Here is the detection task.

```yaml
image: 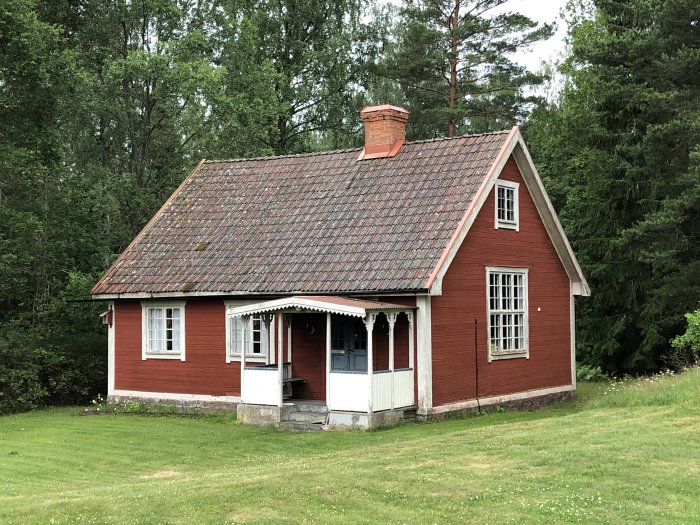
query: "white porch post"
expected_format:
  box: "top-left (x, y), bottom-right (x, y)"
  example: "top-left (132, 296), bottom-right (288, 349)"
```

top-left (278, 314), bottom-right (284, 407)
top-left (407, 311), bottom-right (414, 370)
top-left (326, 313), bottom-right (332, 408)
top-left (387, 312), bottom-right (397, 409)
top-left (278, 313), bottom-right (284, 364)
top-left (287, 315), bottom-right (292, 363)
top-left (365, 313), bottom-right (376, 414)
top-left (270, 315), bottom-right (276, 365)
top-left (240, 315), bottom-right (249, 400)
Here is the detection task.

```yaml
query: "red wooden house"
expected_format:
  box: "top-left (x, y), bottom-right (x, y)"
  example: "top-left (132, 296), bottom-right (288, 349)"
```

top-left (92, 105), bottom-right (589, 429)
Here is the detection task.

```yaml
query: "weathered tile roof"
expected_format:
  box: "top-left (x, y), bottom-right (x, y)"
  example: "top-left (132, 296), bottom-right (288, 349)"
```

top-left (92, 131), bottom-right (511, 295)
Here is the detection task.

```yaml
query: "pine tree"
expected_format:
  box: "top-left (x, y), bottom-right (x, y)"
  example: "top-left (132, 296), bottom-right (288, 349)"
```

top-left (526, 0), bottom-right (700, 373)
top-left (379, 0), bottom-right (552, 139)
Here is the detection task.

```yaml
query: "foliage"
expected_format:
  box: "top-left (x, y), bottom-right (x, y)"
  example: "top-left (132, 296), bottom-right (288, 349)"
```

top-left (575, 363), bottom-right (608, 382)
top-left (0, 330), bottom-right (105, 414)
top-left (669, 308), bottom-right (700, 368)
top-left (1, 368), bottom-right (700, 523)
top-left (377, 0), bottom-right (552, 138)
top-left (526, 0), bottom-right (700, 374)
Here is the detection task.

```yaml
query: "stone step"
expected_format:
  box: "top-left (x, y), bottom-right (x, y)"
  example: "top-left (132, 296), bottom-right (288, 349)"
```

top-left (284, 411), bottom-right (327, 424)
top-left (287, 402), bottom-right (328, 414)
top-left (278, 420), bottom-right (325, 432)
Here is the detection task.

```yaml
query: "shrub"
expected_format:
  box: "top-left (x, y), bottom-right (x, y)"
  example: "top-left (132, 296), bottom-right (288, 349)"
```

top-left (0, 330), bottom-right (106, 415)
top-left (668, 309), bottom-right (700, 370)
top-left (576, 363), bottom-right (608, 382)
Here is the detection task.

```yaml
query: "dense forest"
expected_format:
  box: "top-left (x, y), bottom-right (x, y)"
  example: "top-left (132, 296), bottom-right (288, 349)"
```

top-left (1, 0), bottom-right (698, 413)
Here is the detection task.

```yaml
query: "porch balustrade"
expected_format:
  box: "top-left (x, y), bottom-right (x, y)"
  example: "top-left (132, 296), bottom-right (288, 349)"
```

top-left (241, 366), bottom-right (280, 405)
top-left (231, 297), bottom-right (417, 414)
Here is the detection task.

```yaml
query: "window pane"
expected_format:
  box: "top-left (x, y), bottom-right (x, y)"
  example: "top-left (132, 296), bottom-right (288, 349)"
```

top-left (231, 317), bottom-right (242, 355)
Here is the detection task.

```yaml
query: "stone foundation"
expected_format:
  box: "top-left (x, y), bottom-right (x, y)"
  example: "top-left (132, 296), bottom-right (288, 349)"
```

top-left (424, 388), bottom-right (575, 422)
top-left (107, 393), bottom-right (237, 412)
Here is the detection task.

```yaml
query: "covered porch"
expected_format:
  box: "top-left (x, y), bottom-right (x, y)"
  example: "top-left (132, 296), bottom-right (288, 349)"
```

top-left (230, 296), bottom-right (416, 429)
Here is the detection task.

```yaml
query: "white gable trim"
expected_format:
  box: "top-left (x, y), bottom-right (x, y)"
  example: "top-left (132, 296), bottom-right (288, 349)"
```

top-left (427, 128), bottom-right (590, 297)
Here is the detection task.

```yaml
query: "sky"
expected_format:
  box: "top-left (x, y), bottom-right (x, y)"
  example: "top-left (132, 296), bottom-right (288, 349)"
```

top-left (492, 0), bottom-right (569, 71)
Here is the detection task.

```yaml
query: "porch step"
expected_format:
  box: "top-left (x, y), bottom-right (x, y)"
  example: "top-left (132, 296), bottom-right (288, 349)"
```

top-left (278, 420), bottom-right (325, 432)
top-left (287, 401), bottom-right (328, 414)
top-left (285, 411), bottom-right (327, 424)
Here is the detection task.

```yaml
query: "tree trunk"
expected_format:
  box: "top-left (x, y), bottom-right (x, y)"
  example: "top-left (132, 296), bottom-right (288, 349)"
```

top-left (448, 0), bottom-right (460, 137)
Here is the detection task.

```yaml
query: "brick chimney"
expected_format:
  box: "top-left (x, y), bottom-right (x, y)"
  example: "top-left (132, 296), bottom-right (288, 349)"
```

top-left (357, 104), bottom-right (409, 160)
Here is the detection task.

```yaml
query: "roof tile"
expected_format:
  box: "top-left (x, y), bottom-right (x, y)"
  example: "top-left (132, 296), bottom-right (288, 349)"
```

top-left (92, 131), bottom-right (511, 295)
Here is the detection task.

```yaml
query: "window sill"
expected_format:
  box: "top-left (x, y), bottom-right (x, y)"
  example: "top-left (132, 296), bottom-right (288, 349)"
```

top-left (227, 355), bottom-right (268, 364)
top-left (496, 221), bottom-right (518, 230)
top-left (489, 350), bottom-right (528, 361)
top-left (143, 352), bottom-right (185, 361)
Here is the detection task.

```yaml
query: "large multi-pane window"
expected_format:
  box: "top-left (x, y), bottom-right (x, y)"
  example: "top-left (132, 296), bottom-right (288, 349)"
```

top-left (487, 268), bottom-right (528, 360)
top-left (495, 180), bottom-right (519, 230)
top-left (141, 303), bottom-right (186, 360)
top-left (228, 315), bottom-right (270, 362)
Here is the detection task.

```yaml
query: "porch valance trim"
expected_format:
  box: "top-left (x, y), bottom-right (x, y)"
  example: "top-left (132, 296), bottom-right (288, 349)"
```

top-left (228, 295), bottom-right (412, 318)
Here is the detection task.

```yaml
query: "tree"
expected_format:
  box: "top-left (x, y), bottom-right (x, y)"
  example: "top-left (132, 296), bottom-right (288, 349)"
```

top-left (379, 0), bottom-right (553, 139)
top-left (525, 0), bottom-right (700, 373)
top-left (239, 0), bottom-right (379, 153)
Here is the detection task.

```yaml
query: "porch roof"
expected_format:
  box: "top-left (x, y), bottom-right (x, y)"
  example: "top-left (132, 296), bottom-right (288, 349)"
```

top-left (229, 295), bottom-right (413, 318)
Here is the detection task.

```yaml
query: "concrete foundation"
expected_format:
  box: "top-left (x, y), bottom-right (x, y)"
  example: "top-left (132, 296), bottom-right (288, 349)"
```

top-left (327, 407), bottom-right (409, 430)
top-left (236, 403), bottom-right (294, 426)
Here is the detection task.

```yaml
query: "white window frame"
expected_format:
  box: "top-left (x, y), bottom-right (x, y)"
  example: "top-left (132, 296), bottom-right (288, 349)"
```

top-left (486, 267), bottom-right (529, 361)
top-left (224, 303), bottom-right (271, 364)
top-left (494, 179), bottom-right (519, 231)
top-left (141, 301), bottom-right (186, 361)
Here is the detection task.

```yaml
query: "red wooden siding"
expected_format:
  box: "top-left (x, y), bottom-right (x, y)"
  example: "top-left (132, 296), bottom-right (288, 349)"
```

top-left (114, 298), bottom-right (239, 396)
top-left (431, 156), bottom-right (572, 407)
top-left (114, 296), bottom-right (416, 401)
top-left (287, 313), bottom-right (326, 401)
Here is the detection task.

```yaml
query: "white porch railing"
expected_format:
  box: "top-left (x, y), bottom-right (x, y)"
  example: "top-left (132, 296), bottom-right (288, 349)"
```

top-left (241, 366), bottom-right (280, 405)
top-left (329, 369), bottom-right (414, 413)
top-left (329, 372), bottom-right (370, 412)
top-left (391, 369), bottom-right (414, 408)
top-left (372, 369), bottom-right (414, 411)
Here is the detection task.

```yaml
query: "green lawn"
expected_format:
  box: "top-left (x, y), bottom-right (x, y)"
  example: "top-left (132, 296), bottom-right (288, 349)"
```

top-left (1, 370), bottom-right (699, 524)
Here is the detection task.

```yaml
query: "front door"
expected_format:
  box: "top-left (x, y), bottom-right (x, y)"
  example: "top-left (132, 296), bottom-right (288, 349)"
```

top-left (330, 316), bottom-right (367, 372)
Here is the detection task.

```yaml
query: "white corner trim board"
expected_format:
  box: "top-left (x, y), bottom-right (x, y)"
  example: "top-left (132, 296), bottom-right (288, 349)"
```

top-left (416, 295), bottom-right (433, 415)
top-left (107, 301), bottom-right (115, 393)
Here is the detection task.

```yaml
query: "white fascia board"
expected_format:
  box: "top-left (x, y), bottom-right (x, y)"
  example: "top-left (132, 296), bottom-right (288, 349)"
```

top-left (427, 127), bottom-right (520, 296)
top-left (510, 139), bottom-right (590, 296)
top-left (92, 290), bottom-right (251, 300)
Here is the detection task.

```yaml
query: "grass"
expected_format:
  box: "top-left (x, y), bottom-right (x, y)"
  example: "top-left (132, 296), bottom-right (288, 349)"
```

top-left (1, 369), bottom-right (699, 524)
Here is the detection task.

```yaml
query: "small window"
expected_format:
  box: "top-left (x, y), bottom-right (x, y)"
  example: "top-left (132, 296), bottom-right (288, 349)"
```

top-left (494, 180), bottom-right (519, 230)
top-left (141, 302), bottom-right (186, 361)
top-left (227, 315), bottom-right (270, 363)
top-left (487, 268), bottom-right (528, 360)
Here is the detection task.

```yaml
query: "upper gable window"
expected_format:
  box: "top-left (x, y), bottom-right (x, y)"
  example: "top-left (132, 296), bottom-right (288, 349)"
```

top-left (495, 180), bottom-right (519, 231)
top-left (141, 302), bottom-right (186, 361)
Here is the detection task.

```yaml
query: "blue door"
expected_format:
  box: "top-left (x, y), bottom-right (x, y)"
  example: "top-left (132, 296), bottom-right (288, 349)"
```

top-left (331, 316), bottom-right (367, 372)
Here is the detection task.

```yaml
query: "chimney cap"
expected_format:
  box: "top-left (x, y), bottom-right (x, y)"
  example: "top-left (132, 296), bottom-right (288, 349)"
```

top-left (360, 104), bottom-right (409, 116)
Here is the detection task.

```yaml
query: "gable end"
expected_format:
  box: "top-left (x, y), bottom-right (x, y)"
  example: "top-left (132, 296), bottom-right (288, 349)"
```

top-left (427, 130), bottom-right (589, 297)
